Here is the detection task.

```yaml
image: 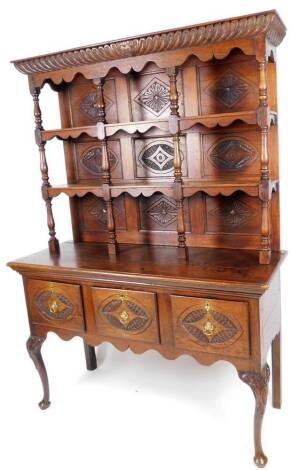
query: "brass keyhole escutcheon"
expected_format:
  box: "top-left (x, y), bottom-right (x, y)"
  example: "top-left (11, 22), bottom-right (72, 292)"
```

top-left (119, 290), bottom-right (127, 303)
top-left (119, 310), bottom-right (130, 326)
top-left (202, 320), bottom-right (215, 337)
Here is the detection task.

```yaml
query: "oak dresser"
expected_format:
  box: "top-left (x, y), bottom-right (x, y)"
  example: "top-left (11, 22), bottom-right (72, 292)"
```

top-left (8, 10), bottom-right (286, 468)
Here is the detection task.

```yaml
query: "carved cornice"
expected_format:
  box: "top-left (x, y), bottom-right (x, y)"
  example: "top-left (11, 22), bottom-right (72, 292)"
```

top-left (12, 10), bottom-right (285, 75)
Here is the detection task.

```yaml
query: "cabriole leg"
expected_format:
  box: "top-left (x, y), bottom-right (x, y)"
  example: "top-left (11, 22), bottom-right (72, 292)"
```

top-left (272, 333), bottom-right (281, 409)
top-left (26, 335), bottom-right (50, 410)
top-left (84, 342), bottom-right (97, 371)
top-left (238, 364), bottom-right (270, 468)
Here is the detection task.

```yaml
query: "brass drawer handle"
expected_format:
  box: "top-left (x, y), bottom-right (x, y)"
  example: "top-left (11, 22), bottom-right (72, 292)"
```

top-left (202, 301), bottom-right (215, 336)
top-left (118, 310), bottom-right (130, 326)
top-left (49, 300), bottom-right (59, 314)
top-left (48, 287), bottom-right (60, 315)
top-left (202, 320), bottom-right (216, 337)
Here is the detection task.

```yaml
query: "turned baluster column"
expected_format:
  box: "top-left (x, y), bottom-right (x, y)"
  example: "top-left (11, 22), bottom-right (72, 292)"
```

top-left (97, 114), bottom-right (118, 255)
top-left (93, 78), bottom-right (106, 123)
top-left (257, 59), bottom-right (271, 265)
top-left (167, 67), bottom-right (186, 254)
top-left (31, 88), bottom-right (60, 256)
top-left (93, 78), bottom-right (118, 255)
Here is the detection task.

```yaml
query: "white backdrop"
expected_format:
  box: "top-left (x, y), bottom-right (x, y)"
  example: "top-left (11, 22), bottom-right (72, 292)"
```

top-left (1, 1), bottom-right (296, 469)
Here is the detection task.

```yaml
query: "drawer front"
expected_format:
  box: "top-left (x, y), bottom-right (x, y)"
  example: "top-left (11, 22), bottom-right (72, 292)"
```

top-left (26, 279), bottom-right (84, 331)
top-left (91, 288), bottom-right (160, 344)
top-left (171, 295), bottom-right (250, 358)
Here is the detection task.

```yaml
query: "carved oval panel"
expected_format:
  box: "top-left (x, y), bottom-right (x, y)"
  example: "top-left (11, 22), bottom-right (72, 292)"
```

top-left (180, 306), bottom-right (242, 347)
top-left (139, 140), bottom-right (184, 174)
top-left (80, 146), bottom-right (118, 175)
top-left (207, 138), bottom-right (257, 170)
top-left (139, 141), bottom-right (174, 173)
top-left (34, 290), bottom-right (74, 321)
top-left (101, 297), bottom-right (151, 334)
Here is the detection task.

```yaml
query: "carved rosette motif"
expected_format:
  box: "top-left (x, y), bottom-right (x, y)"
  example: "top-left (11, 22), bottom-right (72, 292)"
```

top-left (34, 289), bottom-right (74, 321)
top-left (145, 196), bottom-right (177, 227)
top-left (134, 78), bottom-right (170, 116)
top-left (206, 71), bottom-right (250, 108)
top-left (207, 138), bottom-right (257, 170)
top-left (180, 304), bottom-right (242, 346)
top-left (208, 198), bottom-right (257, 227)
top-left (80, 92), bottom-right (113, 121)
top-left (100, 295), bottom-right (151, 333)
top-left (14, 12), bottom-right (285, 74)
top-left (80, 146), bottom-right (118, 175)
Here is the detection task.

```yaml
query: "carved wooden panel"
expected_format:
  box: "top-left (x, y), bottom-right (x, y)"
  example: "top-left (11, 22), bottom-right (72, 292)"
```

top-left (198, 54), bottom-right (259, 115)
top-left (139, 195), bottom-right (191, 232)
top-left (35, 290), bottom-right (73, 321)
top-left (205, 194), bottom-right (261, 234)
top-left (134, 136), bottom-right (188, 178)
top-left (75, 139), bottom-right (122, 180)
top-left (67, 75), bottom-right (118, 126)
top-left (171, 295), bottom-right (250, 358)
top-left (25, 279), bottom-right (84, 331)
top-left (130, 63), bottom-right (184, 121)
top-left (201, 127), bottom-right (261, 178)
top-left (92, 288), bottom-right (160, 343)
top-left (78, 194), bottom-right (127, 234)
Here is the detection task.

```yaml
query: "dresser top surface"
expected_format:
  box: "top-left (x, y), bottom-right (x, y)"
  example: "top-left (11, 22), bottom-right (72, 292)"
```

top-left (8, 242), bottom-right (286, 295)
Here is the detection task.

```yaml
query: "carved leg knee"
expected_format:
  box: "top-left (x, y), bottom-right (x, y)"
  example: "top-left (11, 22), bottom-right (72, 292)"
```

top-left (238, 364), bottom-right (270, 468)
top-left (26, 335), bottom-right (50, 410)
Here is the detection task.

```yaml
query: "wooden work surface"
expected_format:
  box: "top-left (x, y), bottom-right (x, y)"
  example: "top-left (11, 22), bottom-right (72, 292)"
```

top-left (8, 241), bottom-right (286, 294)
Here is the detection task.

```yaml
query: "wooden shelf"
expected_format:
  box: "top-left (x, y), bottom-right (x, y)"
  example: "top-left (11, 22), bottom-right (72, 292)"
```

top-left (42, 125), bottom-right (97, 142)
top-left (41, 111), bottom-right (277, 142)
top-left (47, 179), bottom-right (278, 199)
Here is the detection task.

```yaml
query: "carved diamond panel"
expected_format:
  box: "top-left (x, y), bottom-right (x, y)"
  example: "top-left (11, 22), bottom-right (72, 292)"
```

top-left (181, 305), bottom-right (242, 346)
top-left (207, 138), bottom-right (257, 170)
top-left (80, 146), bottom-right (118, 175)
top-left (80, 92), bottom-right (113, 121)
top-left (145, 196), bottom-right (177, 227)
top-left (101, 296), bottom-right (151, 333)
top-left (34, 289), bottom-right (74, 321)
top-left (208, 199), bottom-right (257, 227)
top-left (134, 77), bottom-right (170, 116)
top-left (88, 198), bottom-right (119, 226)
top-left (206, 71), bottom-right (249, 108)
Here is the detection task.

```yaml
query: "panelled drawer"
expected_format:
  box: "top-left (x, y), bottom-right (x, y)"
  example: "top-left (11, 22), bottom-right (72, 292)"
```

top-left (26, 279), bottom-right (84, 331)
top-left (91, 288), bottom-right (160, 344)
top-left (171, 295), bottom-right (250, 358)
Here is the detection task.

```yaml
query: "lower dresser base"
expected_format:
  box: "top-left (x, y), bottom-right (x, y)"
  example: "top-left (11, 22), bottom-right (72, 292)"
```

top-left (8, 242), bottom-right (285, 468)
